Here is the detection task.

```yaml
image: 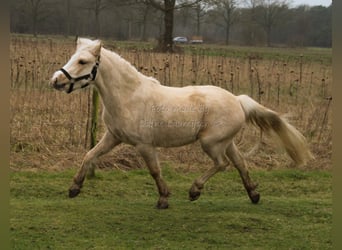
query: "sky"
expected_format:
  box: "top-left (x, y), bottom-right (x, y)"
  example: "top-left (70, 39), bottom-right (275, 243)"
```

top-left (291, 0), bottom-right (332, 7)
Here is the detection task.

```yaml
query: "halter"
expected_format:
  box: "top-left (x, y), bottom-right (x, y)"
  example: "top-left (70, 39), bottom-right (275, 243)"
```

top-left (59, 56), bottom-right (100, 94)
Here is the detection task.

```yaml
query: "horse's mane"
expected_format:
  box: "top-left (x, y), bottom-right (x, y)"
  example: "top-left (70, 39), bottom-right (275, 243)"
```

top-left (102, 46), bottom-right (161, 85)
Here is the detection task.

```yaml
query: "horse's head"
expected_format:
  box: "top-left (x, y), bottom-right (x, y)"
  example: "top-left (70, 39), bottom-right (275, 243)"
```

top-left (50, 38), bottom-right (102, 93)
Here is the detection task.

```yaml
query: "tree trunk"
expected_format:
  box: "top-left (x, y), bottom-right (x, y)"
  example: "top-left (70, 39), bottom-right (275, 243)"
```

top-left (95, 0), bottom-right (101, 38)
top-left (65, 0), bottom-right (71, 37)
top-left (141, 5), bottom-right (150, 41)
top-left (33, 16), bottom-right (37, 37)
top-left (162, 0), bottom-right (175, 52)
top-left (266, 25), bottom-right (271, 47)
top-left (196, 9), bottom-right (201, 35)
top-left (225, 22), bottom-right (230, 45)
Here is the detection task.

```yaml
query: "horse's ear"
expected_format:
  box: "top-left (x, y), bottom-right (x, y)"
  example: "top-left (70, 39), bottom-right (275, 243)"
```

top-left (91, 39), bottom-right (102, 57)
top-left (76, 37), bottom-right (86, 49)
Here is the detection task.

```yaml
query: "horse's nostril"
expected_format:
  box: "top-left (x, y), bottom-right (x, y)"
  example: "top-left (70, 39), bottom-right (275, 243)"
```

top-left (49, 78), bottom-right (57, 87)
top-left (52, 80), bottom-right (67, 90)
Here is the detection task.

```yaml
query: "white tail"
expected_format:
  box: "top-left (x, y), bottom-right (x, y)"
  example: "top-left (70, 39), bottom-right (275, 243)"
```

top-left (238, 95), bottom-right (314, 167)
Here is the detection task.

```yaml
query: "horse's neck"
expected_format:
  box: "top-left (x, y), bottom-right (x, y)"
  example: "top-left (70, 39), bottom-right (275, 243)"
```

top-left (94, 48), bottom-right (146, 112)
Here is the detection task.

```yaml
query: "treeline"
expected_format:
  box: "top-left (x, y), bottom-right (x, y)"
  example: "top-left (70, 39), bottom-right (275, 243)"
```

top-left (10, 0), bottom-right (331, 47)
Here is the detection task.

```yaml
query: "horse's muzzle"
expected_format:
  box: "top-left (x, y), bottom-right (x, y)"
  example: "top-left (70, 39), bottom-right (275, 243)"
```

top-left (50, 78), bottom-right (67, 91)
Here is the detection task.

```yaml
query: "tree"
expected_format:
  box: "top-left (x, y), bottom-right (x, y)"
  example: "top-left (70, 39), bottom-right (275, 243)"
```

top-left (255, 0), bottom-right (289, 46)
top-left (25, 0), bottom-right (50, 36)
top-left (213, 0), bottom-right (238, 45)
top-left (307, 5), bottom-right (332, 47)
top-left (284, 5), bottom-right (310, 47)
top-left (142, 0), bottom-right (202, 52)
top-left (193, 1), bottom-right (209, 36)
top-left (65, 0), bottom-right (72, 36)
top-left (80, 0), bottom-right (108, 37)
top-left (240, 0), bottom-right (263, 45)
top-left (139, 3), bottom-right (153, 41)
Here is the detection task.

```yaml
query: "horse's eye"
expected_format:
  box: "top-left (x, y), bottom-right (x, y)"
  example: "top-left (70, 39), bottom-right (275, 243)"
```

top-left (79, 60), bottom-right (87, 65)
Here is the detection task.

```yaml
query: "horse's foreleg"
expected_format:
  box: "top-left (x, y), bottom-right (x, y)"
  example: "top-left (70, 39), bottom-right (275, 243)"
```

top-left (226, 142), bottom-right (260, 204)
top-left (69, 131), bottom-right (120, 198)
top-left (137, 145), bottom-right (170, 209)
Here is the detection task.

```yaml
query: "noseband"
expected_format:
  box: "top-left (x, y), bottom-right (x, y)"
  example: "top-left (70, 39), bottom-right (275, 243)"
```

top-left (59, 56), bottom-right (100, 94)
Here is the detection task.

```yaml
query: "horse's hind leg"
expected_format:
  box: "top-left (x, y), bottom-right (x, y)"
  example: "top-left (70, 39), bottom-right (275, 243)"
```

top-left (69, 131), bottom-right (121, 198)
top-left (189, 141), bottom-right (230, 201)
top-left (226, 142), bottom-right (260, 204)
top-left (136, 145), bottom-right (170, 209)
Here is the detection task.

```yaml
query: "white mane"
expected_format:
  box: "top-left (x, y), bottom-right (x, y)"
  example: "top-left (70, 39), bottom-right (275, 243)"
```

top-left (102, 46), bottom-right (161, 85)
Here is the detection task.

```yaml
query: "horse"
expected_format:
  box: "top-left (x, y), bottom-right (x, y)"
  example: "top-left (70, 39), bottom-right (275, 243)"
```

top-left (49, 38), bottom-right (313, 209)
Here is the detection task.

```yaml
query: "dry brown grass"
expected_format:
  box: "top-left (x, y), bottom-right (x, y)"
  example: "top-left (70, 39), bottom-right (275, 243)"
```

top-left (10, 35), bottom-right (332, 172)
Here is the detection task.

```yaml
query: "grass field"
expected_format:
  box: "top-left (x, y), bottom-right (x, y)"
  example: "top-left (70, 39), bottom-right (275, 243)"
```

top-left (10, 166), bottom-right (331, 249)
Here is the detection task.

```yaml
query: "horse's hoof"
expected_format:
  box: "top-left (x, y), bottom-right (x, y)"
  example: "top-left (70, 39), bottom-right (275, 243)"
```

top-left (249, 191), bottom-right (260, 204)
top-left (156, 201), bottom-right (169, 209)
top-left (189, 191), bottom-right (201, 201)
top-left (69, 188), bottom-right (80, 198)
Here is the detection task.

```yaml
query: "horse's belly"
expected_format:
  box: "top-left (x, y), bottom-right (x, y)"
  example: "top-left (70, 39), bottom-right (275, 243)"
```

top-left (153, 135), bottom-right (198, 147)
top-left (150, 124), bottom-right (201, 147)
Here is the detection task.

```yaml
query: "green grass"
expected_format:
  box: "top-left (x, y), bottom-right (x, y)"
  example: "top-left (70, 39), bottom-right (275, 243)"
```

top-left (10, 167), bottom-right (331, 249)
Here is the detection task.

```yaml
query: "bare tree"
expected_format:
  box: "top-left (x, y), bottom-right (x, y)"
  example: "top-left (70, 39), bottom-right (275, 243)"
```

top-left (193, 0), bottom-right (210, 36)
top-left (94, 0), bottom-right (106, 37)
top-left (142, 0), bottom-right (202, 52)
top-left (139, 3), bottom-right (153, 41)
top-left (255, 0), bottom-right (289, 46)
top-left (241, 0), bottom-right (261, 45)
top-left (79, 0), bottom-right (113, 38)
top-left (213, 0), bottom-right (238, 45)
top-left (25, 0), bottom-right (50, 37)
top-left (65, 0), bottom-right (72, 36)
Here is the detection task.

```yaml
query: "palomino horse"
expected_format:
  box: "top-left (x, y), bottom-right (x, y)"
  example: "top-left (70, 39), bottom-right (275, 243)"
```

top-left (50, 38), bottom-right (313, 209)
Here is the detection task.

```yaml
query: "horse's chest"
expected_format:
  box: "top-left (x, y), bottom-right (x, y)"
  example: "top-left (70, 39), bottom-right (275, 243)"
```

top-left (102, 111), bottom-right (140, 144)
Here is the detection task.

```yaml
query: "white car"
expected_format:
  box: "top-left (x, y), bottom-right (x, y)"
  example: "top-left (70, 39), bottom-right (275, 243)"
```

top-left (173, 37), bottom-right (188, 43)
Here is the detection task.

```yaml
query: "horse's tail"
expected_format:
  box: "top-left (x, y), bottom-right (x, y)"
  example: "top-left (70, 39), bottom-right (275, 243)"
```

top-left (237, 94), bottom-right (314, 167)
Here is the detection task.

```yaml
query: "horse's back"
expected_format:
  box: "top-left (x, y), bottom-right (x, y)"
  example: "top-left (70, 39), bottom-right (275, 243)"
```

top-left (157, 84), bottom-right (244, 117)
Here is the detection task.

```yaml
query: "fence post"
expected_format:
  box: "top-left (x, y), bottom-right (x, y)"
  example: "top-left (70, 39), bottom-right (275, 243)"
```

top-left (90, 88), bottom-right (99, 148)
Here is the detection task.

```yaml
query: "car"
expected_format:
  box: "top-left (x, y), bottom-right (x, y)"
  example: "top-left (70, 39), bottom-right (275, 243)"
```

top-left (189, 36), bottom-right (204, 44)
top-left (189, 39), bottom-right (203, 44)
top-left (173, 37), bottom-right (188, 43)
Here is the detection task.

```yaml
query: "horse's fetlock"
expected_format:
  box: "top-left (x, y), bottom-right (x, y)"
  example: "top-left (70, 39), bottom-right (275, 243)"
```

top-left (194, 181), bottom-right (204, 190)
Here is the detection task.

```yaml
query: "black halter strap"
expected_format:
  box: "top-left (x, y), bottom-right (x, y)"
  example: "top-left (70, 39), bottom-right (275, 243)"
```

top-left (59, 57), bottom-right (100, 94)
